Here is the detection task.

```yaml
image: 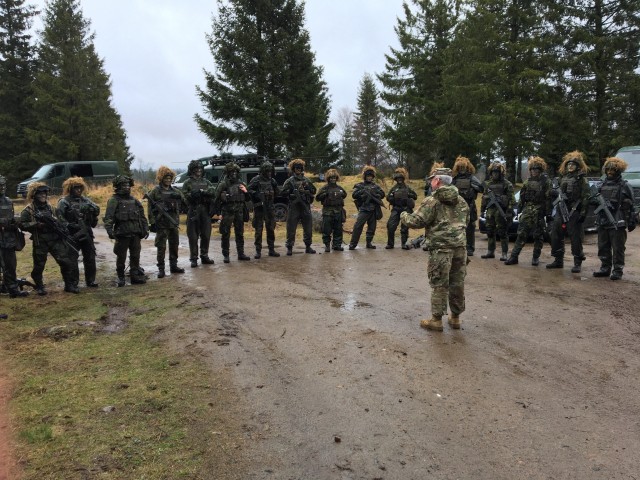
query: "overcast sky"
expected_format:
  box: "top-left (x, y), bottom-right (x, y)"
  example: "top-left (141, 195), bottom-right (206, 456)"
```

top-left (30, 0), bottom-right (405, 171)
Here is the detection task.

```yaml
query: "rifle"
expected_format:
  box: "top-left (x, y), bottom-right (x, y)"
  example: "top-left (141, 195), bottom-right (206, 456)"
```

top-left (592, 193), bottom-right (625, 230)
top-left (410, 234), bottom-right (426, 249)
top-left (360, 184), bottom-right (387, 209)
top-left (33, 210), bottom-right (79, 254)
top-left (290, 178), bottom-right (312, 213)
top-left (485, 188), bottom-right (508, 222)
top-left (551, 178), bottom-right (570, 225)
top-left (143, 191), bottom-right (180, 229)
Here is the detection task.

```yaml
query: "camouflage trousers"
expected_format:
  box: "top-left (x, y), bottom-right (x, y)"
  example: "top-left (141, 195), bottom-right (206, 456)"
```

top-left (549, 211), bottom-right (584, 261)
top-left (597, 227), bottom-right (627, 273)
top-left (187, 205), bottom-right (212, 261)
top-left (321, 210), bottom-right (343, 248)
top-left (1, 247), bottom-right (18, 290)
top-left (427, 247), bottom-right (467, 319)
top-left (285, 203), bottom-right (313, 248)
top-left (220, 204), bottom-right (246, 256)
top-left (113, 235), bottom-right (142, 278)
top-left (350, 209), bottom-right (377, 246)
top-left (253, 206), bottom-right (276, 251)
top-left (31, 236), bottom-right (79, 288)
top-left (155, 227), bottom-right (180, 268)
top-left (386, 208), bottom-right (409, 247)
top-left (484, 207), bottom-right (510, 254)
top-left (77, 236), bottom-right (97, 285)
top-left (510, 208), bottom-right (545, 258)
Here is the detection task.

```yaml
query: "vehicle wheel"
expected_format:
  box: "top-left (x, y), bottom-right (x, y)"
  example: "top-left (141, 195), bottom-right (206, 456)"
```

top-left (274, 203), bottom-right (288, 222)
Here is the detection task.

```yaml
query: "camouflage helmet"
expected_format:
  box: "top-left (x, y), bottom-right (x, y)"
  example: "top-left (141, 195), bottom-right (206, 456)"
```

top-left (325, 168), bottom-right (340, 181)
top-left (224, 162), bottom-right (240, 174)
top-left (112, 175), bottom-right (134, 189)
top-left (603, 157), bottom-right (627, 174)
top-left (559, 150), bottom-right (588, 175)
top-left (27, 181), bottom-right (50, 200)
top-left (62, 176), bottom-right (88, 195)
top-left (392, 167), bottom-right (409, 181)
top-left (156, 165), bottom-right (176, 183)
top-left (0, 175), bottom-right (6, 186)
top-left (361, 165), bottom-right (376, 179)
top-left (188, 160), bottom-right (203, 174)
top-left (452, 156), bottom-right (476, 176)
top-left (488, 162), bottom-right (506, 175)
top-left (288, 158), bottom-right (305, 172)
top-left (260, 161), bottom-right (274, 175)
top-left (528, 156), bottom-right (547, 172)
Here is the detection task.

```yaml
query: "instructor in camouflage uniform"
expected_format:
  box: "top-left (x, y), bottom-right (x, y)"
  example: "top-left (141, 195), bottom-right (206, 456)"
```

top-left (592, 157), bottom-right (637, 280)
top-left (504, 157), bottom-right (552, 267)
top-left (0, 175), bottom-right (28, 298)
top-left (57, 176), bottom-right (101, 287)
top-left (480, 162), bottom-right (515, 261)
top-left (215, 162), bottom-right (251, 263)
top-left (103, 176), bottom-right (148, 287)
top-left (451, 156), bottom-right (484, 256)
top-left (547, 151), bottom-right (590, 271)
top-left (281, 158), bottom-right (316, 255)
top-left (182, 160), bottom-right (216, 267)
top-left (349, 165), bottom-right (385, 250)
top-left (401, 167), bottom-right (469, 331)
top-left (386, 167), bottom-right (417, 250)
top-left (248, 161), bottom-right (281, 258)
top-left (315, 169), bottom-right (347, 252)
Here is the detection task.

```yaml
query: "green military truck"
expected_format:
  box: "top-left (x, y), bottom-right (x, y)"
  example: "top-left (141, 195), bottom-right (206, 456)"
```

top-left (16, 161), bottom-right (120, 197)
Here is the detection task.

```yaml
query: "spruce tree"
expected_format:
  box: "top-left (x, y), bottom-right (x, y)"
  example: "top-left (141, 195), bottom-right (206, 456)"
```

top-left (29, 0), bottom-right (132, 172)
top-left (353, 73), bottom-right (387, 167)
top-left (196, 0), bottom-right (338, 169)
top-left (0, 0), bottom-right (37, 190)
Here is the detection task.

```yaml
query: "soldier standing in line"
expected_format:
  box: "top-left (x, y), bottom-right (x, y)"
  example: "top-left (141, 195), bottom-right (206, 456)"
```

top-left (592, 157), bottom-right (637, 280)
top-left (20, 183), bottom-right (80, 294)
top-left (248, 161), bottom-right (281, 258)
top-left (281, 158), bottom-right (316, 256)
top-left (182, 160), bottom-right (216, 267)
top-left (451, 156), bottom-right (484, 256)
top-left (504, 157), bottom-right (552, 267)
top-left (401, 167), bottom-right (469, 331)
top-left (103, 176), bottom-right (149, 287)
top-left (480, 162), bottom-right (515, 261)
top-left (0, 175), bottom-right (28, 298)
top-left (57, 177), bottom-right (101, 287)
top-left (315, 169), bottom-right (347, 252)
top-left (215, 162), bottom-right (251, 263)
top-left (349, 165), bottom-right (385, 250)
top-left (147, 166), bottom-right (186, 278)
top-left (385, 167), bottom-right (417, 250)
top-left (547, 151), bottom-right (590, 272)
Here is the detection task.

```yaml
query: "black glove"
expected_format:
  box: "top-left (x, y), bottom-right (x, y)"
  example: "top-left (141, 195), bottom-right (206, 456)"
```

top-left (149, 223), bottom-right (157, 233)
top-left (106, 230), bottom-right (115, 240)
top-left (577, 215), bottom-right (585, 224)
top-left (628, 224), bottom-right (636, 232)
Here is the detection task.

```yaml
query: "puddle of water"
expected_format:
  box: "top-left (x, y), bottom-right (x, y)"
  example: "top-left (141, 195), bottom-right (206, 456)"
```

top-left (330, 293), bottom-right (372, 312)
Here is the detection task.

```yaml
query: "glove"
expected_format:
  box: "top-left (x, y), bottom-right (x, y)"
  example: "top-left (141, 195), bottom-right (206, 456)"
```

top-left (628, 224), bottom-right (636, 232)
top-left (106, 230), bottom-right (114, 240)
top-left (577, 215), bottom-right (585, 224)
top-left (149, 223), bottom-right (157, 233)
top-left (220, 191), bottom-right (228, 202)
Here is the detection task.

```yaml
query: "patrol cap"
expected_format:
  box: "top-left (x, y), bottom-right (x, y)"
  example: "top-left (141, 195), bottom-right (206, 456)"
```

top-left (427, 167), bottom-right (453, 179)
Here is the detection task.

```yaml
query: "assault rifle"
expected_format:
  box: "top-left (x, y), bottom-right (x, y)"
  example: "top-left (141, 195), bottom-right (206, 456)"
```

top-left (33, 210), bottom-right (79, 253)
top-left (143, 191), bottom-right (180, 229)
top-left (484, 188), bottom-right (508, 222)
top-left (360, 185), bottom-right (387, 209)
top-left (592, 193), bottom-right (625, 230)
top-left (290, 179), bottom-right (312, 213)
top-left (410, 234), bottom-right (426, 249)
top-left (551, 178), bottom-right (570, 225)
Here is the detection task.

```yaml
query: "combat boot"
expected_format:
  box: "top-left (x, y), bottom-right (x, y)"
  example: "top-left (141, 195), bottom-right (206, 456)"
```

top-left (237, 252), bottom-right (251, 261)
top-left (35, 284), bottom-right (47, 296)
top-left (333, 245), bottom-right (344, 251)
top-left (86, 281), bottom-right (99, 288)
top-left (610, 268), bottom-right (623, 280)
top-left (324, 244), bottom-right (331, 253)
top-left (157, 267), bottom-right (166, 279)
top-left (504, 255), bottom-right (518, 265)
top-left (531, 256), bottom-right (540, 266)
top-left (190, 258), bottom-right (198, 268)
top-left (366, 241), bottom-right (376, 249)
top-left (448, 314), bottom-right (461, 330)
top-left (268, 248), bottom-right (280, 257)
top-left (223, 256), bottom-right (230, 263)
top-left (348, 244), bottom-right (356, 250)
top-left (305, 246), bottom-right (316, 254)
top-left (499, 250), bottom-right (508, 261)
top-left (201, 256), bottom-right (215, 264)
top-left (385, 244), bottom-right (394, 249)
top-left (546, 257), bottom-right (563, 269)
top-left (170, 265), bottom-right (185, 273)
top-left (401, 243), bottom-right (411, 250)
top-left (64, 283), bottom-right (80, 294)
top-left (420, 317), bottom-right (443, 331)
top-left (571, 258), bottom-right (582, 273)
top-left (254, 249), bottom-right (262, 259)
top-left (8, 288), bottom-right (29, 298)
top-left (116, 276), bottom-right (126, 287)
top-left (286, 246), bottom-right (293, 256)
top-left (481, 251), bottom-right (495, 259)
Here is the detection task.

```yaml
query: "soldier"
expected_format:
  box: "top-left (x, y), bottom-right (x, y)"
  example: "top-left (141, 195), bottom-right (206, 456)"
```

top-left (547, 151), bottom-right (590, 271)
top-left (401, 167), bottom-right (469, 331)
top-left (592, 157), bottom-right (637, 280)
top-left (20, 182), bottom-right (80, 294)
top-left (315, 169), bottom-right (347, 252)
top-left (103, 175), bottom-right (149, 287)
top-left (505, 157), bottom-right (552, 266)
top-left (182, 160), bottom-right (216, 267)
top-left (281, 158), bottom-right (316, 255)
top-left (0, 175), bottom-right (28, 298)
top-left (385, 167), bottom-right (417, 250)
top-left (248, 161), bottom-right (281, 258)
top-left (451, 156), bottom-right (484, 256)
top-left (215, 162), bottom-right (251, 263)
top-left (349, 165), bottom-right (386, 250)
top-left (480, 162), bottom-right (515, 261)
top-left (57, 177), bottom-right (101, 287)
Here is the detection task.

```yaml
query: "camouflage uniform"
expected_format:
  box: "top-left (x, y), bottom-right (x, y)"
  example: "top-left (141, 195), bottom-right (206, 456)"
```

top-left (20, 183), bottom-right (80, 294)
top-left (349, 166), bottom-right (385, 249)
top-left (451, 157), bottom-right (484, 255)
top-left (215, 162), bottom-right (251, 262)
top-left (547, 151), bottom-right (590, 270)
top-left (103, 176), bottom-right (148, 286)
top-left (480, 163), bottom-right (515, 260)
top-left (401, 168), bottom-right (469, 329)
top-left (0, 175), bottom-right (28, 297)
top-left (505, 157), bottom-right (551, 266)
top-left (592, 157), bottom-right (637, 280)
top-left (57, 177), bottom-right (101, 286)
top-left (248, 161), bottom-right (280, 258)
top-left (182, 161), bottom-right (216, 266)
top-left (386, 168), bottom-right (417, 250)
top-left (281, 159), bottom-right (316, 254)
top-left (315, 169), bottom-right (347, 251)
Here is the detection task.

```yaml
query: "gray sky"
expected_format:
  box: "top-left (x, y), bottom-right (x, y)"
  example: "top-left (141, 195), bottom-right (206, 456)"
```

top-left (31, 0), bottom-right (404, 170)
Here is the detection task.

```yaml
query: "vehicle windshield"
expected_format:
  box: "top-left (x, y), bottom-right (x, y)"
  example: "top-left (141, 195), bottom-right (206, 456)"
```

top-left (31, 165), bottom-right (52, 179)
top-left (615, 148), bottom-right (640, 172)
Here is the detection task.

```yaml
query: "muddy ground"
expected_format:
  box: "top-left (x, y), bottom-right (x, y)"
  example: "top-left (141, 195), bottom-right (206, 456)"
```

top-left (5, 225), bottom-right (640, 479)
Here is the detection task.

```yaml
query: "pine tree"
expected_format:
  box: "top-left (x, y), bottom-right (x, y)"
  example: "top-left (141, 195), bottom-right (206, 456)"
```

top-left (28, 0), bottom-right (132, 173)
top-left (353, 73), bottom-right (387, 167)
top-left (0, 0), bottom-right (37, 190)
top-left (195, 0), bottom-right (338, 169)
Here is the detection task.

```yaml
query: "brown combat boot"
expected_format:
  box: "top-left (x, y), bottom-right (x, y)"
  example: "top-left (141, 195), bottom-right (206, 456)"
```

top-left (448, 315), bottom-right (461, 329)
top-left (420, 317), bottom-right (443, 331)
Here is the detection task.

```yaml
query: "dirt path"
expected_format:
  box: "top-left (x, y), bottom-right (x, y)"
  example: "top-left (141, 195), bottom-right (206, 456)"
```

top-left (2, 227), bottom-right (640, 479)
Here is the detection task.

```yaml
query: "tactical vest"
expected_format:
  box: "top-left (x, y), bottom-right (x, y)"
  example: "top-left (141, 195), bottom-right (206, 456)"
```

top-left (561, 174), bottom-right (582, 203)
top-left (523, 177), bottom-right (546, 204)
top-left (189, 178), bottom-right (209, 203)
top-left (0, 197), bottom-right (13, 224)
top-left (600, 180), bottom-right (622, 208)
top-left (115, 198), bottom-right (142, 222)
top-left (159, 188), bottom-right (180, 213)
top-left (226, 183), bottom-right (245, 202)
top-left (454, 175), bottom-right (474, 201)
top-left (323, 186), bottom-right (344, 207)
top-left (257, 178), bottom-right (275, 202)
top-left (488, 181), bottom-right (508, 206)
top-left (290, 177), bottom-right (311, 204)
